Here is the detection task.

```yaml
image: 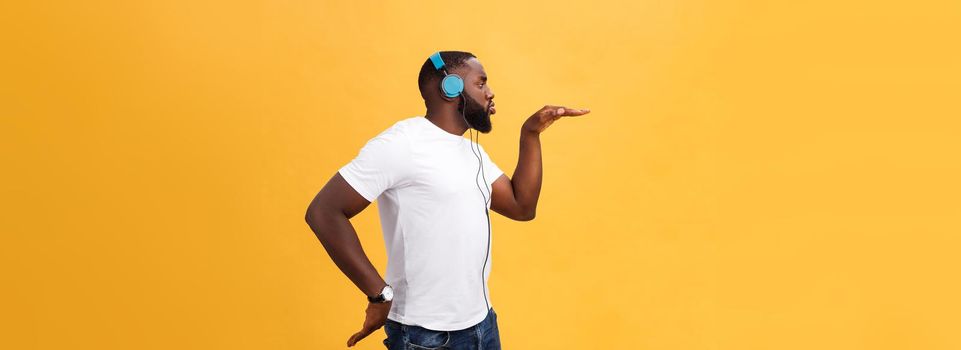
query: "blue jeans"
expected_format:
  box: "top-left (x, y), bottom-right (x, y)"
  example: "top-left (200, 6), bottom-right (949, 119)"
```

top-left (382, 308), bottom-right (501, 349)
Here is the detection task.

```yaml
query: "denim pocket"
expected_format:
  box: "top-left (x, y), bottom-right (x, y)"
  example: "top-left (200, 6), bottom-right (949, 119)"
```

top-left (383, 321), bottom-right (401, 349)
top-left (404, 325), bottom-right (451, 350)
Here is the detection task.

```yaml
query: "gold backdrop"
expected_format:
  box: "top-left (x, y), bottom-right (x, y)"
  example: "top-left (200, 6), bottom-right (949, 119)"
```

top-left (2, 1), bottom-right (960, 349)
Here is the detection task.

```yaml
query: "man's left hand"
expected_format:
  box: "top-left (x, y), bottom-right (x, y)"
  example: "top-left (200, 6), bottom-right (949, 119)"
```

top-left (522, 105), bottom-right (591, 135)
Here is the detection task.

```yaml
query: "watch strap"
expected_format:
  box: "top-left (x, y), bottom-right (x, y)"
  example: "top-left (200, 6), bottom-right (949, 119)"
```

top-left (367, 293), bottom-right (386, 303)
top-left (367, 285), bottom-right (390, 303)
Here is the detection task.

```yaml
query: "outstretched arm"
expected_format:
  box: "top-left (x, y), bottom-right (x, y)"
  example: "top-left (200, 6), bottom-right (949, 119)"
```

top-left (491, 105), bottom-right (591, 221)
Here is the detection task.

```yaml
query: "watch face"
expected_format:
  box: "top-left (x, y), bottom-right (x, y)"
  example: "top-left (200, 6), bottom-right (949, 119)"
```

top-left (383, 286), bottom-right (394, 301)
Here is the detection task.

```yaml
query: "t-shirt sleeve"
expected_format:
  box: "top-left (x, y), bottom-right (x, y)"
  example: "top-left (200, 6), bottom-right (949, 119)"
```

top-left (477, 144), bottom-right (505, 189)
top-left (338, 128), bottom-right (411, 202)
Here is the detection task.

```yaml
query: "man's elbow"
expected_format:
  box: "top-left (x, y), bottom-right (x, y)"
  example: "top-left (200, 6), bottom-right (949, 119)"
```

top-left (305, 202), bottom-right (321, 224)
top-left (305, 206), bottom-right (338, 243)
top-left (305, 203), bottom-right (331, 226)
top-left (516, 209), bottom-right (536, 221)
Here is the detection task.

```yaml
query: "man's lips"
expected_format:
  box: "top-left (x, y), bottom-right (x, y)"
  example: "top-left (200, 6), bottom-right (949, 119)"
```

top-left (489, 102), bottom-right (496, 115)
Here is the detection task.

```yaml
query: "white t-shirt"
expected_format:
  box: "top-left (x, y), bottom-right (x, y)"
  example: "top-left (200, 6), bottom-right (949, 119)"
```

top-left (338, 116), bottom-right (505, 331)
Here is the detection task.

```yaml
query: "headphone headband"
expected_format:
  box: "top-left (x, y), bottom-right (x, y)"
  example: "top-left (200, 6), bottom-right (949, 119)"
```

top-left (429, 52), bottom-right (446, 70)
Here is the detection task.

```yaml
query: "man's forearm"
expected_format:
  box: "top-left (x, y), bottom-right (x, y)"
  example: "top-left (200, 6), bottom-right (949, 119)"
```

top-left (306, 210), bottom-right (387, 297)
top-left (512, 129), bottom-right (543, 218)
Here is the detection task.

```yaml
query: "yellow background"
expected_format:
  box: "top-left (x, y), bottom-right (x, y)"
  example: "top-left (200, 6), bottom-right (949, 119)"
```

top-left (2, 0), bottom-right (960, 349)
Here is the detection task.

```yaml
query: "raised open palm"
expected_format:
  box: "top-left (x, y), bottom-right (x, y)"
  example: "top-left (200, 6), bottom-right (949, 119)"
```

top-left (522, 105), bottom-right (591, 134)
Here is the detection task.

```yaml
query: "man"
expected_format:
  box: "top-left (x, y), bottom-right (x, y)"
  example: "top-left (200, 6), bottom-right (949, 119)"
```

top-left (304, 51), bottom-right (589, 349)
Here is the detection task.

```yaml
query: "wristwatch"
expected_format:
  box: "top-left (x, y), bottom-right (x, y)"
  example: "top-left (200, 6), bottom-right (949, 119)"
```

top-left (367, 284), bottom-right (393, 303)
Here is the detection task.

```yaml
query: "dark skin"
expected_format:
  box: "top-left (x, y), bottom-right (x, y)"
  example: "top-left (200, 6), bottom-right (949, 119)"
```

top-left (304, 57), bottom-right (590, 347)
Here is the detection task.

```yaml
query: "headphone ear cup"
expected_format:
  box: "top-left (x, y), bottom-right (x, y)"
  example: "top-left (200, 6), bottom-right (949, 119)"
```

top-left (440, 74), bottom-right (464, 98)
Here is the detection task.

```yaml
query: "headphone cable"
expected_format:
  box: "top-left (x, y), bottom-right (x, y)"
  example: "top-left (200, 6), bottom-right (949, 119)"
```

top-left (460, 94), bottom-right (492, 312)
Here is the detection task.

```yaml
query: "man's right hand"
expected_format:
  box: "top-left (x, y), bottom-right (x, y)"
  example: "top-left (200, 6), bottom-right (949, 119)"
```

top-left (346, 300), bottom-right (393, 347)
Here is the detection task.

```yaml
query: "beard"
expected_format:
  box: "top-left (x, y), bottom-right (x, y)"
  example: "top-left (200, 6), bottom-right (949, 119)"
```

top-left (461, 94), bottom-right (493, 133)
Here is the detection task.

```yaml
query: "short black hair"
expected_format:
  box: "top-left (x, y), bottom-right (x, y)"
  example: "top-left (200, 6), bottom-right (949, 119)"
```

top-left (418, 51), bottom-right (476, 102)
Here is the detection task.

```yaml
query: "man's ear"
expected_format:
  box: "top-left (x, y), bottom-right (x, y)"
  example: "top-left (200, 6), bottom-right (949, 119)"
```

top-left (439, 91), bottom-right (463, 105)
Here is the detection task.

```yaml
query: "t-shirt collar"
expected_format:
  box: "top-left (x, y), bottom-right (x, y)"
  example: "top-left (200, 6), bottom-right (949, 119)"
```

top-left (417, 116), bottom-right (467, 141)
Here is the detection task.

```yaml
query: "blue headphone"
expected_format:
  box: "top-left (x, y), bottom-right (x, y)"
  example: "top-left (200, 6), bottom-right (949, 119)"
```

top-left (429, 52), bottom-right (465, 99)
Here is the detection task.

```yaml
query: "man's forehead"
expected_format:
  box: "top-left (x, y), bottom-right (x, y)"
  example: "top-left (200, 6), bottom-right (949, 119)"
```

top-left (457, 58), bottom-right (487, 80)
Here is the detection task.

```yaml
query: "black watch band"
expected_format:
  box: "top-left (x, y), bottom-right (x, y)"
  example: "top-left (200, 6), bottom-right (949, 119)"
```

top-left (367, 284), bottom-right (391, 303)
